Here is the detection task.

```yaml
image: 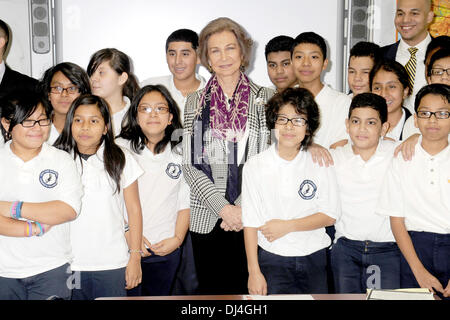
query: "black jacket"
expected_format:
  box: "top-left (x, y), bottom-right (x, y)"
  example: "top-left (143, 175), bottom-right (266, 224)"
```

top-left (380, 41), bottom-right (400, 60)
top-left (0, 64), bottom-right (39, 100)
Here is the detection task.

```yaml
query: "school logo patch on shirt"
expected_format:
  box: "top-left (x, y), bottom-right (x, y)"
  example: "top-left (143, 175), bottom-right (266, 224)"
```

top-left (298, 180), bottom-right (317, 200)
top-left (166, 163), bottom-right (182, 179)
top-left (39, 169), bottom-right (58, 188)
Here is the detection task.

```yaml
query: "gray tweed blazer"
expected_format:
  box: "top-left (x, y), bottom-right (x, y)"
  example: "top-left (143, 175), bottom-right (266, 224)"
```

top-left (182, 80), bottom-right (274, 234)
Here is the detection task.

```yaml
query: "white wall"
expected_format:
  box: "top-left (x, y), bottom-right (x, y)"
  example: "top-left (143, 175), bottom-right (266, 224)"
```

top-left (0, 0), bottom-right (31, 75)
top-left (371, 0), bottom-right (397, 46)
top-left (54, 0), bottom-right (345, 90)
top-left (0, 0), bottom-right (55, 79)
top-left (2, 0), bottom-right (399, 87)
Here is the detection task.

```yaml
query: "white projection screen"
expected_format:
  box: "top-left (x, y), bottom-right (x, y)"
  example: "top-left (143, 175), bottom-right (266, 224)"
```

top-left (53, 0), bottom-right (345, 90)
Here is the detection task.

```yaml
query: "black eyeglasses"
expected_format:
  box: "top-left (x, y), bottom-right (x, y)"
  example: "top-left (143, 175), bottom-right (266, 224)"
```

top-left (430, 68), bottom-right (450, 77)
top-left (21, 118), bottom-right (52, 128)
top-left (416, 110), bottom-right (450, 119)
top-left (50, 86), bottom-right (79, 95)
top-left (275, 115), bottom-right (308, 127)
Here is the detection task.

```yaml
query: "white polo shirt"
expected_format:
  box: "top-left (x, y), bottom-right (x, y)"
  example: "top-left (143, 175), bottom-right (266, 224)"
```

top-left (401, 116), bottom-right (420, 140)
top-left (314, 84), bottom-right (352, 148)
top-left (331, 140), bottom-right (397, 242)
top-left (376, 137), bottom-right (450, 234)
top-left (47, 123), bottom-right (60, 146)
top-left (116, 139), bottom-right (189, 244)
top-left (69, 143), bottom-right (144, 271)
top-left (0, 142), bottom-right (83, 278)
top-left (112, 96), bottom-right (131, 138)
top-left (385, 108), bottom-right (407, 142)
top-left (140, 74), bottom-right (206, 125)
top-left (242, 144), bottom-right (341, 257)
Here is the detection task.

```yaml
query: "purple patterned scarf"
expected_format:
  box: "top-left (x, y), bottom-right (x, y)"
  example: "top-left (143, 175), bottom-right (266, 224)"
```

top-left (201, 72), bottom-right (250, 142)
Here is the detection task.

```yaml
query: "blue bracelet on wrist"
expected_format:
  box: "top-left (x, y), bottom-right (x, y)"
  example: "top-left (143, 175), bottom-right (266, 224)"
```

top-left (16, 201), bottom-right (24, 219)
top-left (35, 221), bottom-right (44, 237)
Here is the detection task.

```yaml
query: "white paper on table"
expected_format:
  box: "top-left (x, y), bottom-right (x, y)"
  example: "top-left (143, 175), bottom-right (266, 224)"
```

top-left (244, 294), bottom-right (314, 300)
top-left (366, 289), bottom-right (434, 300)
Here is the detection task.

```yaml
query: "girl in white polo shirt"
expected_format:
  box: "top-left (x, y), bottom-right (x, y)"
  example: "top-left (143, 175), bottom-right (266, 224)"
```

top-left (117, 85), bottom-right (190, 296)
top-left (54, 94), bottom-right (144, 300)
top-left (242, 88), bottom-right (341, 295)
top-left (0, 92), bottom-right (83, 300)
top-left (87, 48), bottom-right (140, 137)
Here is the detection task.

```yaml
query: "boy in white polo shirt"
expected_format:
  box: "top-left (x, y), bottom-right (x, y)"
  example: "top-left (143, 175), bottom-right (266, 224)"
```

top-left (291, 33), bottom-right (348, 290)
top-left (330, 93), bottom-right (401, 293)
top-left (291, 32), bottom-right (351, 149)
top-left (141, 29), bottom-right (206, 124)
top-left (242, 87), bottom-right (340, 295)
top-left (377, 83), bottom-right (450, 299)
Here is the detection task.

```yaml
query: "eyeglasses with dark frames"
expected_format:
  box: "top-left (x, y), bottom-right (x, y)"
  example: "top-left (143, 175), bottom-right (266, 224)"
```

top-left (275, 115), bottom-right (308, 127)
top-left (416, 110), bottom-right (450, 119)
top-left (50, 86), bottom-right (79, 95)
top-left (430, 68), bottom-right (450, 77)
top-left (21, 118), bottom-right (52, 128)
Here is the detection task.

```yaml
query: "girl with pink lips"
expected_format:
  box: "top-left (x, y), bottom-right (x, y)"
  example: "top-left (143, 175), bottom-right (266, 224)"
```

top-left (370, 59), bottom-right (412, 142)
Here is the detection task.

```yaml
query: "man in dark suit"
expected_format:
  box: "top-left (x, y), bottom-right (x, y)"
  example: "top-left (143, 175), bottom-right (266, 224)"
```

top-left (380, 0), bottom-right (434, 114)
top-left (0, 19), bottom-right (38, 100)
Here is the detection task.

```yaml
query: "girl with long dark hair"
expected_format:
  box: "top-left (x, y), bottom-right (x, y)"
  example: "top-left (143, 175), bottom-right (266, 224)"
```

top-left (54, 94), bottom-right (143, 300)
top-left (117, 85), bottom-right (189, 296)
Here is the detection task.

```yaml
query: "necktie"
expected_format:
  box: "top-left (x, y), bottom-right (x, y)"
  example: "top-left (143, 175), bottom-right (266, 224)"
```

top-left (405, 47), bottom-right (418, 91)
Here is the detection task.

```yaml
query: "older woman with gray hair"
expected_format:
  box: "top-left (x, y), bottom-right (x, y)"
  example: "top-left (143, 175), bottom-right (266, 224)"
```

top-left (182, 17), bottom-right (274, 294)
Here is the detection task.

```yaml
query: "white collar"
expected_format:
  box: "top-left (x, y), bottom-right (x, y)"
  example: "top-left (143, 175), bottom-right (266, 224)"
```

top-left (76, 141), bottom-right (106, 164)
top-left (142, 142), bottom-right (172, 160)
top-left (387, 108), bottom-right (407, 141)
top-left (398, 33), bottom-right (431, 55)
top-left (344, 139), bottom-right (394, 163)
top-left (271, 143), bottom-right (305, 165)
top-left (315, 83), bottom-right (330, 98)
top-left (5, 140), bottom-right (48, 162)
top-left (168, 74), bottom-right (206, 95)
top-left (114, 96), bottom-right (131, 116)
top-left (417, 135), bottom-right (450, 161)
